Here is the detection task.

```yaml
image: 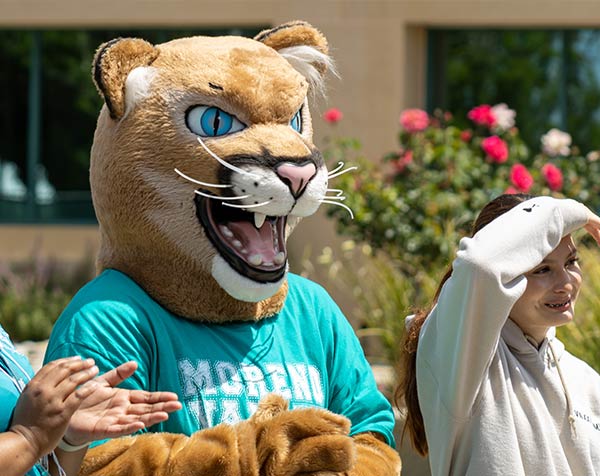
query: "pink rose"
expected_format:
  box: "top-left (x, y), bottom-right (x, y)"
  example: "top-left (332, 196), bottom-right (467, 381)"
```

top-left (393, 150), bottom-right (413, 173)
top-left (468, 104), bottom-right (496, 128)
top-left (504, 186), bottom-right (519, 195)
top-left (481, 136), bottom-right (509, 163)
top-left (323, 108), bottom-right (343, 124)
top-left (542, 163), bottom-right (563, 191)
top-left (400, 109), bottom-right (429, 133)
top-left (510, 164), bottom-right (534, 192)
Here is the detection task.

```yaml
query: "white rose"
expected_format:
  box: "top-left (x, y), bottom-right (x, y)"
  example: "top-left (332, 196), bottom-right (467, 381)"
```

top-left (541, 128), bottom-right (571, 157)
top-left (587, 151), bottom-right (600, 162)
top-left (491, 103), bottom-right (516, 131)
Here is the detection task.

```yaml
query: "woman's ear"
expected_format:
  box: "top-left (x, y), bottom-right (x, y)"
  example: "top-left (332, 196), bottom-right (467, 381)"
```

top-left (255, 21), bottom-right (335, 96)
top-left (92, 38), bottom-right (159, 120)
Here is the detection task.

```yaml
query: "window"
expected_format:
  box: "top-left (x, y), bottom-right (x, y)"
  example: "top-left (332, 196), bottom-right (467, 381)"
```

top-left (427, 29), bottom-right (600, 154)
top-left (0, 27), bottom-right (263, 223)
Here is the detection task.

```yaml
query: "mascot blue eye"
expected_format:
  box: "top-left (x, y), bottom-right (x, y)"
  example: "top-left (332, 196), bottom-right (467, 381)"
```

top-left (290, 110), bottom-right (302, 132)
top-left (186, 106), bottom-right (245, 137)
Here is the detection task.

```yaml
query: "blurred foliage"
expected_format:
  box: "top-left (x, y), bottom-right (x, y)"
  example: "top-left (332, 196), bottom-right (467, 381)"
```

top-left (300, 240), bottom-right (443, 365)
top-left (0, 243), bottom-right (95, 342)
top-left (324, 107), bottom-right (600, 274)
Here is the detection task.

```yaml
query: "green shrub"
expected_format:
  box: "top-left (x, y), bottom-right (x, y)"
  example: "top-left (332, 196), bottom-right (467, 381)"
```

top-left (324, 105), bottom-right (600, 273)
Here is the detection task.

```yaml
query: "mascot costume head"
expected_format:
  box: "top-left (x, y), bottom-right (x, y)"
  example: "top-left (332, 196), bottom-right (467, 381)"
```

top-left (45, 21), bottom-right (401, 476)
top-left (91, 21), bottom-right (329, 316)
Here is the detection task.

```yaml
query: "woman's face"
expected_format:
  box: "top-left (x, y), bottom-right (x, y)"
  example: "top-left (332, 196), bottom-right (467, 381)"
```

top-left (509, 235), bottom-right (582, 344)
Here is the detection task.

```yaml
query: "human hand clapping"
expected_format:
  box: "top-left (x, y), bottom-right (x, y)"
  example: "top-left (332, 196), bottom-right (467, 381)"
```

top-left (64, 361), bottom-right (181, 447)
top-left (9, 356), bottom-right (100, 458)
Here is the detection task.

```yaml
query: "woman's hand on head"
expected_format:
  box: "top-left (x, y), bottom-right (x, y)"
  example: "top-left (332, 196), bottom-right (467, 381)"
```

top-left (9, 356), bottom-right (99, 458)
top-left (584, 210), bottom-right (600, 245)
top-left (63, 361), bottom-right (181, 447)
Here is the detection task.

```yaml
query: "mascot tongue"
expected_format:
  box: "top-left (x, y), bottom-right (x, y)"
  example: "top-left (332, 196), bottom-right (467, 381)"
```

top-left (226, 219), bottom-right (285, 266)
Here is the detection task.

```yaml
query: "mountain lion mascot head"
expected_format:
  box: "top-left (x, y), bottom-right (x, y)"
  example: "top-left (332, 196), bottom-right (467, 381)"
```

top-left (46, 21), bottom-right (401, 476)
top-left (91, 21), bottom-right (335, 319)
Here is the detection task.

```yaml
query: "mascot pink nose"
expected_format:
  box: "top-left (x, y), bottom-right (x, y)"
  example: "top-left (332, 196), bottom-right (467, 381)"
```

top-left (276, 162), bottom-right (316, 198)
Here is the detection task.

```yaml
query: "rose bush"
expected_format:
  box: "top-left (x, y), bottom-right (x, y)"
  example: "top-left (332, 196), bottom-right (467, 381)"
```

top-left (323, 105), bottom-right (600, 272)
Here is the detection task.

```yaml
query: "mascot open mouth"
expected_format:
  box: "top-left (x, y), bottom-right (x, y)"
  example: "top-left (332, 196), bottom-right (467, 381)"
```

top-left (195, 193), bottom-right (287, 283)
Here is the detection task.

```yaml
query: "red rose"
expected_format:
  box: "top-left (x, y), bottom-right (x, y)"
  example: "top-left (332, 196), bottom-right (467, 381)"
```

top-left (542, 163), bottom-right (563, 191)
top-left (323, 108), bottom-right (343, 123)
top-left (481, 136), bottom-right (509, 163)
top-left (460, 129), bottom-right (473, 142)
top-left (399, 109), bottom-right (429, 133)
top-left (510, 164), bottom-right (534, 192)
top-left (468, 105), bottom-right (496, 128)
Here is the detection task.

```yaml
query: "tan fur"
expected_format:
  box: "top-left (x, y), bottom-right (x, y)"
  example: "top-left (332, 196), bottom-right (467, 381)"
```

top-left (350, 433), bottom-right (402, 476)
top-left (255, 21), bottom-right (330, 76)
top-left (79, 394), bottom-right (356, 476)
top-left (255, 21), bottom-right (329, 55)
top-left (79, 404), bottom-right (401, 476)
top-left (93, 38), bottom-right (159, 119)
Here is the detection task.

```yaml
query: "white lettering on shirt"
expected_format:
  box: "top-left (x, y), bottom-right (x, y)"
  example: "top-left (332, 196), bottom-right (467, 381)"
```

top-left (177, 359), bottom-right (326, 428)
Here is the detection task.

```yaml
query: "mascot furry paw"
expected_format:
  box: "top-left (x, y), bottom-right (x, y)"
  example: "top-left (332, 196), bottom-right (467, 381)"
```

top-left (45, 20), bottom-right (401, 476)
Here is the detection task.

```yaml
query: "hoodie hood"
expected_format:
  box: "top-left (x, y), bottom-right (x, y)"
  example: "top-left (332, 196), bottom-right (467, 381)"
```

top-left (502, 318), bottom-right (565, 362)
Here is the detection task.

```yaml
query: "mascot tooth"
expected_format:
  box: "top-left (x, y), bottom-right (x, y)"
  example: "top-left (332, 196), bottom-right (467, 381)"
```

top-left (45, 20), bottom-right (401, 476)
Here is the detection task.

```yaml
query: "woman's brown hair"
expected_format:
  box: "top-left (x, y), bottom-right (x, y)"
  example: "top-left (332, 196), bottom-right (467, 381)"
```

top-left (395, 193), bottom-right (534, 456)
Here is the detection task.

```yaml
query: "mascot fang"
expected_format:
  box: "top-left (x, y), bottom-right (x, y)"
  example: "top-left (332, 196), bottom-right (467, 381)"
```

top-left (45, 21), bottom-right (401, 475)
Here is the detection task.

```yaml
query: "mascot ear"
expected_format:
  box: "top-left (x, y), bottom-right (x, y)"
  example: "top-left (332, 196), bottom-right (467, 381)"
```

top-left (92, 38), bottom-right (159, 120)
top-left (255, 21), bottom-right (335, 96)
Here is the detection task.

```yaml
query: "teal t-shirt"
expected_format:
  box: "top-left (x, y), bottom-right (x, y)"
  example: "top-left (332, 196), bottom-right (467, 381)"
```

top-left (45, 270), bottom-right (395, 446)
top-left (0, 326), bottom-right (49, 476)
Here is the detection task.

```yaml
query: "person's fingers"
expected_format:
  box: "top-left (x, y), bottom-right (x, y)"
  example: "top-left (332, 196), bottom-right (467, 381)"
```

top-left (56, 365), bottom-right (99, 402)
top-left (161, 401), bottom-right (183, 413)
top-left (103, 421), bottom-right (146, 437)
top-left (53, 358), bottom-right (96, 385)
top-left (96, 361), bottom-right (138, 387)
top-left (74, 380), bottom-right (101, 401)
top-left (23, 358), bottom-right (95, 406)
top-left (128, 390), bottom-right (180, 404)
top-left (584, 222), bottom-right (600, 245)
top-left (138, 412), bottom-right (170, 428)
top-left (126, 400), bottom-right (182, 416)
top-left (62, 387), bottom-right (90, 419)
top-left (31, 356), bottom-right (87, 384)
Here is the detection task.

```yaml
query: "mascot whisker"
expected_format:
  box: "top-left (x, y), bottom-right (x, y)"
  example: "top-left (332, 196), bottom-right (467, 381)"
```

top-left (45, 20), bottom-right (401, 476)
top-left (173, 167), bottom-right (232, 189)
top-left (327, 161), bottom-right (358, 179)
top-left (193, 190), bottom-right (251, 202)
top-left (196, 135), bottom-right (262, 179)
top-left (319, 198), bottom-right (355, 219)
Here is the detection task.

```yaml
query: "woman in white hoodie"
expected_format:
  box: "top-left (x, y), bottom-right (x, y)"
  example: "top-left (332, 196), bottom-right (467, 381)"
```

top-left (396, 194), bottom-right (600, 476)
